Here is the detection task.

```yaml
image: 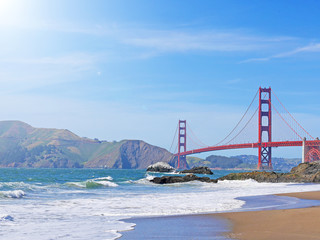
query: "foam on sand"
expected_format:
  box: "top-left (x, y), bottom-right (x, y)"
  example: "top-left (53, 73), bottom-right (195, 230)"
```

top-left (2, 173), bottom-right (320, 240)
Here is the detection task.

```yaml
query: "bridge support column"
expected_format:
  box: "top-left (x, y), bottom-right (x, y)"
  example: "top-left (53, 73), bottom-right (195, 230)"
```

top-left (258, 87), bottom-right (272, 170)
top-left (178, 120), bottom-right (187, 169)
top-left (302, 137), bottom-right (320, 163)
top-left (302, 138), bottom-right (306, 163)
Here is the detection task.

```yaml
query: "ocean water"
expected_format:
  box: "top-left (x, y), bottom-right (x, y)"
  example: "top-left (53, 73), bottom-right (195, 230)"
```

top-left (1, 168), bottom-right (320, 240)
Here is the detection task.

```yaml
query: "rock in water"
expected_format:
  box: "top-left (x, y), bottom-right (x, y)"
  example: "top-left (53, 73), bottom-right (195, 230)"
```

top-left (180, 166), bottom-right (213, 175)
top-left (151, 174), bottom-right (217, 184)
top-left (146, 162), bottom-right (175, 172)
top-left (217, 171), bottom-right (280, 183)
top-left (218, 161), bottom-right (320, 183)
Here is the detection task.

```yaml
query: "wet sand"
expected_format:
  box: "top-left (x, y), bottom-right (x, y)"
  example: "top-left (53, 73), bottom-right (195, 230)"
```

top-left (121, 191), bottom-right (320, 239)
top-left (217, 191), bottom-right (320, 240)
top-left (121, 214), bottom-right (231, 239)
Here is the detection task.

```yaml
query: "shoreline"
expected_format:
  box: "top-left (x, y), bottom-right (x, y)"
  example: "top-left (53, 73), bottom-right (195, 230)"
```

top-left (121, 191), bottom-right (320, 239)
top-left (217, 191), bottom-right (320, 240)
top-left (121, 214), bottom-right (230, 239)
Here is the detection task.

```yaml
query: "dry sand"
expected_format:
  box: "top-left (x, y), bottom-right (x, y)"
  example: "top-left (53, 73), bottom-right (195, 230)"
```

top-left (276, 191), bottom-right (320, 200)
top-left (216, 191), bottom-right (320, 240)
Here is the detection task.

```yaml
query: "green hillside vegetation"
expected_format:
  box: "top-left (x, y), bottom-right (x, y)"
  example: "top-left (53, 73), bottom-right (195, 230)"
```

top-left (0, 121), bottom-right (177, 169)
top-left (187, 155), bottom-right (253, 169)
top-left (186, 156), bottom-right (207, 166)
top-left (0, 121), bottom-right (300, 171)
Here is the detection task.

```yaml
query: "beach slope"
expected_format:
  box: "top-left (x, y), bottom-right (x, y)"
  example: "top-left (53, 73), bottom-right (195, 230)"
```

top-left (218, 191), bottom-right (320, 240)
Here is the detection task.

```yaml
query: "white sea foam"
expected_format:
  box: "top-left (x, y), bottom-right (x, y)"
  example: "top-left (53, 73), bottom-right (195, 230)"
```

top-left (162, 171), bottom-right (183, 175)
top-left (2, 177), bottom-right (320, 240)
top-left (145, 174), bottom-right (155, 181)
top-left (129, 174), bottom-right (156, 185)
top-left (0, 182), bottom-right (41, 191)
top-left (0, 190), bottom-right (25, 199)
top-left (94, 180), bottom-right (118, 187)
top-left (66, 177), bottom-right (118, 189)
top-left (94, 176), bottom-right (113, 181)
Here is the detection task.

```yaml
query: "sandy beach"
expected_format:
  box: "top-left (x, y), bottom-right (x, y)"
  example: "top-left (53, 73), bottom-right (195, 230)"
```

top-left (121, 191), bottom-right (320, 239)
top-left (217, 191), bottom-right (320, 240)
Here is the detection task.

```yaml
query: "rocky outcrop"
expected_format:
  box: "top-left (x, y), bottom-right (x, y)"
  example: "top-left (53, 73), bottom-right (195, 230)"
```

top-left (86, 140), bottom-right (185, 169)
top-left (180, 166), bottom-right (213, 175)
top-left (218, 161), bottom-right (320, 183)
top-left (88, 140), bottom-right (175, 169)
top-left (117, 141), bottom-right (176, 169)
top-left (147, 162), bottom-right (175, 172)
top-left (151, 174), bottom-right (217, 184)
top-left (218, 171), bottom-right (281, 183)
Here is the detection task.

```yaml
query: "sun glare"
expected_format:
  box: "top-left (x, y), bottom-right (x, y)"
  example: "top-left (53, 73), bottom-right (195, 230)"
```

top-left (0, 0), bottom-right (13, 11)
top-left (0, 0), bottom-right (27, 26)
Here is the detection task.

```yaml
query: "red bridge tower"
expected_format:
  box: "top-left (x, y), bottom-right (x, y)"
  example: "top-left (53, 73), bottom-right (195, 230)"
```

top-left (258, 87), bottom-right (272, 169)
top-left (178, 120), bottom-right (187, 169)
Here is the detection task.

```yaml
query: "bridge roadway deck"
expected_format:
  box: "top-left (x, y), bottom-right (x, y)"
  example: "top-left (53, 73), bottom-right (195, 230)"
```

top-left (176, 140), bottom-right (320, 156)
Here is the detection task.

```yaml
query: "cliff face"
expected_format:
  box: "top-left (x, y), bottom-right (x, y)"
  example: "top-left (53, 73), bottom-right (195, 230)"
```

top-left (120, 140), bottom-right (175, 169)
top-left (84, 140), bottom-right (178, 169)
top-left (0, 121), bottom-right (182, 169)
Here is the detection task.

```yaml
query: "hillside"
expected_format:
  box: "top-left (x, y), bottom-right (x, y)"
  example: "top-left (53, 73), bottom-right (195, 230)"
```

top-left (187, 154), bottom-right (302, 172)
top-left (0, 121), bottom-right (179, 169)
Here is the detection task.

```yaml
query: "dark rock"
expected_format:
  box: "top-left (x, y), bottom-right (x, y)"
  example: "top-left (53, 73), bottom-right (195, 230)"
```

top-left (1, 215), bottom-right (14, 221)
top-left (218, 161), bottom-right (320, 183)
top-left (151, 174), bottom-right (217, 184)
top-left (218, 171), bottom-right (281, 183)
top-left (146, 162), bottom-right (175, 172)
top-left (291, 161), bottom-right (320, 175)
top-left (180, 166), bottom-right (213, 175)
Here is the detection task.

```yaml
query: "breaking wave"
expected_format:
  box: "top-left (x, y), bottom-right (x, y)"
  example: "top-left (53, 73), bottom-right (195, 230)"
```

top-left (0, 190), bottom-right (25, 199)
top-left (0, 182), bottom-right (40, 191)
top-left (127, 174), bottom-right (156, 185)
top-left (66, 176), bottom-right (118, 189)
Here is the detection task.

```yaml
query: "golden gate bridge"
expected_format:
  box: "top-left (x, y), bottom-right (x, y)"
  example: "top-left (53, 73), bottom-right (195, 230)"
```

top-left (170, 87), bottom-right (320, 169)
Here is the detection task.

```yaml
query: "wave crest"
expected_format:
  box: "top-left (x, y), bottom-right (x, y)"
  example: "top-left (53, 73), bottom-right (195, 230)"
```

top-left (66, 176), bottom-right (118, 189)
top-left (0, 190), bottom-right (25, 199)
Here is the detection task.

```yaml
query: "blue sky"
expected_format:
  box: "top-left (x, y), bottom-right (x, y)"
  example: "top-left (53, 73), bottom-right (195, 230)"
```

top-left (1, 0), bottom-right (320, 158)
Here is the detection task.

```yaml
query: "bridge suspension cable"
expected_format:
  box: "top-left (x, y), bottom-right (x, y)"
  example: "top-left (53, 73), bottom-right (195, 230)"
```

top-left (187, 135), bottom-right (206, 149)
top-left (224, 106), bottom-right (259, 145)
top-left (271, 89), bottom-right (314, 140)
top-left (173, 87), bottom-right (320, 170)
top-left (271, 101), bottom-right (303, 140)
top-left (214, 89), bottom-right (259, 146)
top-left (186, 122), bottom-right (209, 148)
top-left (169, 122), bottom-right (179, 153)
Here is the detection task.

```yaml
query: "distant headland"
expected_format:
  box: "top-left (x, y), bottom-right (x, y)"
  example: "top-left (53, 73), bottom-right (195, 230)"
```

top-left (0, 121), bottom-right (301, 170)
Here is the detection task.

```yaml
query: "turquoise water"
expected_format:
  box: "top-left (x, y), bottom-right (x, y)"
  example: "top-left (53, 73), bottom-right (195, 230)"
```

top-left (1, 168), bottom-right (320, 240)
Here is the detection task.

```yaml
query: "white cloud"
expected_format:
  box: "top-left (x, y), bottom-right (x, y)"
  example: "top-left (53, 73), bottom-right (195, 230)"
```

top-left (242, 43), bottom-right (320, 63)
top-left (121, 30), bottom-right (293, 53)
top-left (0, 52), bottom-right (98, 67)
top-left (1, 18), bottom-right (295, 55)
top-left (0, 52), bottom-right (100, 93)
